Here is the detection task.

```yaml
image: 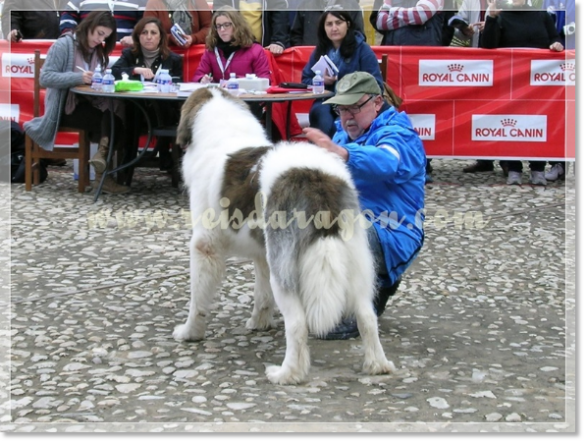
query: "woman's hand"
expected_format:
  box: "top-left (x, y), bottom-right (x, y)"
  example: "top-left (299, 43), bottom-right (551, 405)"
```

top-left (486, 0), bottom-right (501, 18)
top-left (200, 73), bottom-right (212, 84)
top-left (82, 70), bottom-right (93, 85)
top-left (135, 67), bottom-right (154, 80)
top-left (550, 41), bottom-right (564, 52)
top-left (324, 72), bottom-right (337, 86)
top-left (265, 43), bottom-right (284, 55)
top-left (120, 36), bottom-right (133, 47)
top-left (470, 21), bottom-right (485, 33)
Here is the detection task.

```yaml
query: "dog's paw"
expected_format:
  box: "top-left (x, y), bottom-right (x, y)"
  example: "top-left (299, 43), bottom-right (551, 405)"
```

top-left (265, 365), bottom-right (305, 385)
top-left (363, 359), bottom-right (396, 375)
top-left (246, 316), bottom-right (275, 331)
top-left (173, 323), bottom-right (205, 342)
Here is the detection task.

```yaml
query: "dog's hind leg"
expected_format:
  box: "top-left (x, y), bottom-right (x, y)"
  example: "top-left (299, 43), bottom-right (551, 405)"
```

top-left (348, 242), bottom-right (396, 375)
top-left (246, 258), bottom-right (275, 331)
top-left (355, 301), bottom-right (396, 375)
top-left (173, 234), bottom-right (225, 342)
top-left (265, 277), bottom-right (310, 385)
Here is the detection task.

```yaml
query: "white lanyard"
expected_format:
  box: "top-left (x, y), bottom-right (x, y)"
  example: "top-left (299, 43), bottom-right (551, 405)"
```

top-left (214, 47), bottom-right (236, 80)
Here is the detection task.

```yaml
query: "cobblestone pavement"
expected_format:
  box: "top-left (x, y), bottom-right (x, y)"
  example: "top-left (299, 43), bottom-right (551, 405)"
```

top-left (0, 158), bottom-right (576, 433)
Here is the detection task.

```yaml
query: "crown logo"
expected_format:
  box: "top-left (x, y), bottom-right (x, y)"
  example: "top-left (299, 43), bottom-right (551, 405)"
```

top-left (27, 56), bottom-right (35, 64)
top-left (560, 63), bottom-right (575, 72)
top-left (501, 118), bottom-right (517, 127)
top-left (447, 63), bottom-right (464, 72)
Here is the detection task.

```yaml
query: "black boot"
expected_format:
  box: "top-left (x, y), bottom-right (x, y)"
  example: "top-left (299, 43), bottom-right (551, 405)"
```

top-left (374, 278), bottom-right (401, 317)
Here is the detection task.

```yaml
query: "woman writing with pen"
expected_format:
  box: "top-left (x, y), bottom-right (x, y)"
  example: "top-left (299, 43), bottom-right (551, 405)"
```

top-left (23, 11), bottom-right (130, 194)
top-left (191, 6), bottom-right (270, 85)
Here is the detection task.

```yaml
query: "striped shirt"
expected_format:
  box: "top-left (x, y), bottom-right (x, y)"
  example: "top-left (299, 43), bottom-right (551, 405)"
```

top-left (376, 0), bottom-right (444, 31)
top-left (60, 0), bottom-right (147, 39)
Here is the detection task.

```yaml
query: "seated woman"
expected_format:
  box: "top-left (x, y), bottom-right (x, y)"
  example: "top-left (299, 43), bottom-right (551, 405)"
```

top-left (191, 6), bottom-right (270, 85)
top-left (144, 0), bottom-right (212, 49)
top-left (23, 11), bottom-right (129, 194)
top-left (301, 9), bottom-right (384, 137)
top-left (192, 6), bottom-right (270, 120)
top-left (112, 16), bottom-right (183, 171)
top-left (111, 16), bottom-right (183, 82)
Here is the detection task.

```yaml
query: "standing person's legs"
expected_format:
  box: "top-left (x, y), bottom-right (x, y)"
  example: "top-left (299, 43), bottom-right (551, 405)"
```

top-left (505, 160), bottom-right (523, 185)
top-left (529, 160), bottom-right (547, 186)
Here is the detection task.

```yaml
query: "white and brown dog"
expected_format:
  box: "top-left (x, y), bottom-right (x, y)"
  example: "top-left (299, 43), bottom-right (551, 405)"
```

top-left (174, 87), bottom-right (394, 385)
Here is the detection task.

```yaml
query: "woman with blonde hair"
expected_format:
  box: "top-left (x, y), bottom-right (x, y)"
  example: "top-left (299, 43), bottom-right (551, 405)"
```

top-left (191, 6), bottom-right (270, 84)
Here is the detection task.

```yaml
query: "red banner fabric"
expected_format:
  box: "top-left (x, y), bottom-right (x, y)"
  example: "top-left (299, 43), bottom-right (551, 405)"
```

top-left (1, 41), bottom-right (575, 160)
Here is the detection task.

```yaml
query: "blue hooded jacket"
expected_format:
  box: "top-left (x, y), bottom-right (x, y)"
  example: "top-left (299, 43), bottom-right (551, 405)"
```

top-left (333, 105), bottom-right (426, 285)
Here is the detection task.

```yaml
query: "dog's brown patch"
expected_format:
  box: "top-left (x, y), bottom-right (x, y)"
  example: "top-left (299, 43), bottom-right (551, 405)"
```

top-left (221, 146), bottom-right (272, 245)
top-left (266, 168), bottom-right (353, 240)
top-left (177, 88), bottom-right (251, 148)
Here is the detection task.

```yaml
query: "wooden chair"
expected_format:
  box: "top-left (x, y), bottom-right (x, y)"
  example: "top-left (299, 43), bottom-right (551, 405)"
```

top-left (24, 50), bottom-right (90, 192)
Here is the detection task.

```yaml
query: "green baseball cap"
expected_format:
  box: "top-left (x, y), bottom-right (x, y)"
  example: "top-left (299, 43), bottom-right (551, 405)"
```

top-left (323, 71), bottom-right (381, 106)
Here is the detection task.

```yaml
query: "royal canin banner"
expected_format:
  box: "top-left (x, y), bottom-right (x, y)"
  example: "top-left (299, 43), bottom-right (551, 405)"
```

top-left (0, 41), bottom-right (575, 160)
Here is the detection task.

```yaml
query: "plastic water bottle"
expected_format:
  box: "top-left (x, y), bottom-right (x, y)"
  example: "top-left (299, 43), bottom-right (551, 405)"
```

top-left (102, 68), bottom-right (115, 93)
top-left (91, 65), bottom-right (102, 91)
top-left (158, 69), bottom-right (172, 93)
top-left (226, 72), bottom-right (239, 95)
top-left (312, 70), bottom-right (324, 94)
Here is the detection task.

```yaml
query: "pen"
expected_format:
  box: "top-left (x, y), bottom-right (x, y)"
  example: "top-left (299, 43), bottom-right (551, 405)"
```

top-left (76, 66), bottom-right (88, 73)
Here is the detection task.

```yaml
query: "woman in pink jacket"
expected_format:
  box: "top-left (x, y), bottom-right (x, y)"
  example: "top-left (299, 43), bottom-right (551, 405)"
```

top-left (191, 6), bottom-right (270, 84)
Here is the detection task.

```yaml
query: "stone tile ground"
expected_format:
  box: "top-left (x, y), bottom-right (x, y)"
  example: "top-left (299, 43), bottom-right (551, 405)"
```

top-left (0, 158), bottom-right (575, 432)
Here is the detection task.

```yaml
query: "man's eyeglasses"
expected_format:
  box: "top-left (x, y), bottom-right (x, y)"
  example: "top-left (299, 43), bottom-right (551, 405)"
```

top-left (333, 95), bottom-right (374, 116)
top-left (215, 22), bottom-right (233, 30)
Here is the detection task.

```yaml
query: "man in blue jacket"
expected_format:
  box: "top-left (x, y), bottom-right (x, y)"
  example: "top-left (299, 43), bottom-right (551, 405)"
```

top-left (303, 71), bottom-right (426, 339)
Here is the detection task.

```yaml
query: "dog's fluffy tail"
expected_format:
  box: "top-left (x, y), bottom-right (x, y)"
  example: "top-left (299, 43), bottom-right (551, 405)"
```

top-left (298, 236), bottom-right (351, 336)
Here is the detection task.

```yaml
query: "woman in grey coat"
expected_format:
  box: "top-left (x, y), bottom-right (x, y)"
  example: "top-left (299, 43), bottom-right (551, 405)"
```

top-left (23, 11), bottom-right (129, 194)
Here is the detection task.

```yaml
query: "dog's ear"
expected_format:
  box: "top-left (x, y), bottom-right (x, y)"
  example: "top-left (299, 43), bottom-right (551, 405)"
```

top-left (176, 88), bottom-right (215, 148)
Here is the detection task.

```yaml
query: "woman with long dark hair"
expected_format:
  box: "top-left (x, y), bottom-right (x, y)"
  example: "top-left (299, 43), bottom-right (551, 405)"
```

top-left (301, 9), bottom-right (383, 137)
top-left (23, 11), bottom-right (129, 194)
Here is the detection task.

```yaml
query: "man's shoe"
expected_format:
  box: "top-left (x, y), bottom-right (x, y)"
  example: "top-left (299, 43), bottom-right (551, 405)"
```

top-left (319, 317), bottom-right (359, 340)
top-left (506, 171), bottom-right (522, 185)
top-left (545, 163), bottom-right (564, 181)
top-left (463, 161), bottom-right (494, 173)
top-left (530, 170), bottom-right (547, 186)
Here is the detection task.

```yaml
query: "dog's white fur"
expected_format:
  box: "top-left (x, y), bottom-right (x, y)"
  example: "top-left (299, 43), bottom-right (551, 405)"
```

top-left (174, 88), bottom-right (395, 384)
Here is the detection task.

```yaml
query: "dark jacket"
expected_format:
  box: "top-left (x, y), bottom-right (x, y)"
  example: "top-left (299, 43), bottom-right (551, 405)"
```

top-left (1, 0), bottom-right (67, 39)
top-left (213, 0), bottom-right (290, 48)
top-left (481, 6), bottom-right (562, 49)
top-left (111, 47), bottom-right (184, 80)
top-left (290, 0), bottom-right (364, 46)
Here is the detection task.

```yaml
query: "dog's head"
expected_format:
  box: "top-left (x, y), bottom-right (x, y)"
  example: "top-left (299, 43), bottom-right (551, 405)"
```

top-left (176, 87), bottom-right (250, 149)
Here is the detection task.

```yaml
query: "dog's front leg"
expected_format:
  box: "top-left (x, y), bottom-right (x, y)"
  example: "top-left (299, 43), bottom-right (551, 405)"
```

top-left (265, 277), bottom-right (310, 385)
top-left (174, 235), bottom-right (225, 342)
top-left (246, 258), bottom-right (275, 331)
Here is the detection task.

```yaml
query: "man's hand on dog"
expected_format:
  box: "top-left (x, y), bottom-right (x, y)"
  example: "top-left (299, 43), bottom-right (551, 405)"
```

top-left (303, 128), bottom-right (349, 162)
